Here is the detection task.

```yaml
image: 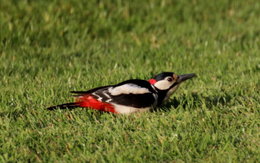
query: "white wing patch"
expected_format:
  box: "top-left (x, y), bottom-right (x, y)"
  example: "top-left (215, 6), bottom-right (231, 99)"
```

top-left (92, 92), bottom-right (102, 101)
top-left (109, 84), bottom-right (150, 96)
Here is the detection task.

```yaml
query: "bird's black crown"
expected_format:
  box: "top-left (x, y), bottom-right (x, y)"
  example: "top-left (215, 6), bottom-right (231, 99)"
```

top-left (153, 72), bottom-right (174, 81)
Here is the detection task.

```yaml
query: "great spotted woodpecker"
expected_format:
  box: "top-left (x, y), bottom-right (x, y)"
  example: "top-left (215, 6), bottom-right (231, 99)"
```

top-left (47, 72), bottom-right (196, 114)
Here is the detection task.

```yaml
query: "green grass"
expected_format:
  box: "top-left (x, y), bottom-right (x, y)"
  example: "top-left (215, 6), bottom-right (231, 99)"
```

top-left (0, 0), bottom-right (259, 162)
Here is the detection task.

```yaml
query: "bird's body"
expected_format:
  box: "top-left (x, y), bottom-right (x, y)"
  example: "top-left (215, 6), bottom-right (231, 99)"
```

top-left (47, 72), bottom-right (196, 114)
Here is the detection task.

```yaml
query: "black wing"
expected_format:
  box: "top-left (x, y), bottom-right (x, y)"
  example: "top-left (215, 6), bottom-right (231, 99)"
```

top-left (70, 85), bottom-right (112, 96)
top-left (110, 93), bottom-right (156, 108)
top-left (70, 79), bottom-right (157, 108)
top-left (109, 79), bottom-right (157, 108)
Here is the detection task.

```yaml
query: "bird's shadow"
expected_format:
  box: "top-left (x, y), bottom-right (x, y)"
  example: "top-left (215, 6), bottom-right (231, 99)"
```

top-left (153, 92), bottom-right (232, 112)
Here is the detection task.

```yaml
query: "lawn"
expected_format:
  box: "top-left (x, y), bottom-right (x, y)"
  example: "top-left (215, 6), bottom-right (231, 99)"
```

top-left (0, 0), bottom-right (259, 162)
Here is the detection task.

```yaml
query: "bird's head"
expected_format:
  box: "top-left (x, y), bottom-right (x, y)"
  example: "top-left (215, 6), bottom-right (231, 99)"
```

top-left (148, 72), bottom-right (196, 102)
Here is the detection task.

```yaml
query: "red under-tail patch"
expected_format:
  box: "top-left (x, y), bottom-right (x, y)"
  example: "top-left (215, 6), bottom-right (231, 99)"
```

top-left (148, 79), bottom-right (157, 85)
top-left (75, 95), bottom-right (117, 113)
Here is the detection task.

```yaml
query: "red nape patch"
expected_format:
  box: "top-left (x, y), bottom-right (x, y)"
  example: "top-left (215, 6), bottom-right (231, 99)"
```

top-left (75, 95), bottom-right (117, 113)
top-left (148, 79), bottom-right (157, 85)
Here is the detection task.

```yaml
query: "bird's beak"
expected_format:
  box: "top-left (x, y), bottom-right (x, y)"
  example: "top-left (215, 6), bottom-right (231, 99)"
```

top-left (177, 73), bottom-right (196, 83)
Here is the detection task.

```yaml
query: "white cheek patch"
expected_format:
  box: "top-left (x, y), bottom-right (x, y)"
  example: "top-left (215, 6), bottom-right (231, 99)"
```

top-left (109, 84), bottom-right (150, 96)
top-left (154, 80), bottom-right (171, 90)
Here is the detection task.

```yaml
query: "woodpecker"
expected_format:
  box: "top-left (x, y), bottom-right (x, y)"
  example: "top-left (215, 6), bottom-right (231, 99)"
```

top-left (47, 72), bottom-right (196, 114)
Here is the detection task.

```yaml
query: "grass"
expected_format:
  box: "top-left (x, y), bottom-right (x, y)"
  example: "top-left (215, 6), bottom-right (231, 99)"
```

top-left (0, 0), bottom-right (259, 162)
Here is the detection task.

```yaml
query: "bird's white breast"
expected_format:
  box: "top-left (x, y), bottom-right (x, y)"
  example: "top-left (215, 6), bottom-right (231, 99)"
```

top-left (112, 103), bottom-right (151, 114)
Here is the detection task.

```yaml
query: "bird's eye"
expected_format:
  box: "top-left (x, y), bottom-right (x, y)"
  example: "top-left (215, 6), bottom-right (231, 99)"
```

top-left (167, 77), bottom-right (173, 82)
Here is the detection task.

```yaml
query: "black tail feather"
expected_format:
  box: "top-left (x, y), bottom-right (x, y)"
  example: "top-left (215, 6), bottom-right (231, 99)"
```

top-left (47, 102), bottom-right (79, 110)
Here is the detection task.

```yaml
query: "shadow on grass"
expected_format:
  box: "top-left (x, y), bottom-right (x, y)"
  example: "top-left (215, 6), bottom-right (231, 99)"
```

top-left (0, 109), bottom-right (26, 120)
top-left (154, 92), bottom-right (233, 112)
